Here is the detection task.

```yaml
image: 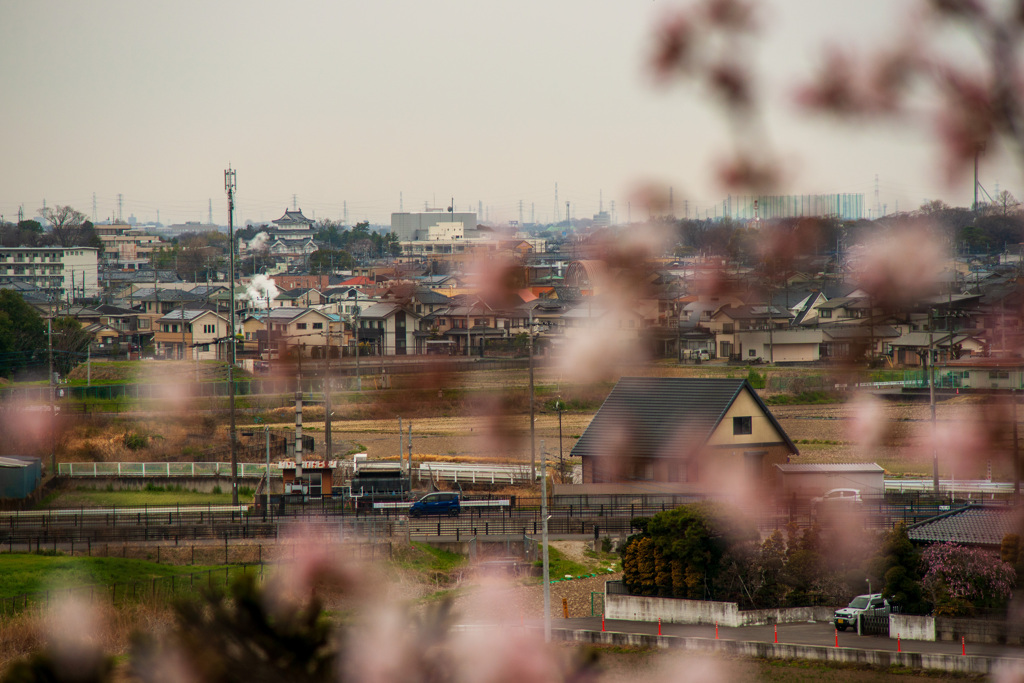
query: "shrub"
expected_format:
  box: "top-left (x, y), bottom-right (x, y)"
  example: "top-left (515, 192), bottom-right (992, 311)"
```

top-left (746, 368), bottom-right (766, 389)
top-left (123, 432), bottom-right (149, 451)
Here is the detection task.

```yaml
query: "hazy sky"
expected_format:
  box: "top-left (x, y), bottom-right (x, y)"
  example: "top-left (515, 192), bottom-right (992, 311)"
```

top-left (1, 0), bottom-right (1018, 227)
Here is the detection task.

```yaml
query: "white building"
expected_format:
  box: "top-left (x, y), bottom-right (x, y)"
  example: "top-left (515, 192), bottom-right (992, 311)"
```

top-left (0, 247), bottom-right (99, 299)
top-left (391, 210), bottom-right (476, 241)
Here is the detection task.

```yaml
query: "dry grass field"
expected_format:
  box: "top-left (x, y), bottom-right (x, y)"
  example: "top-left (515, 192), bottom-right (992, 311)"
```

top-left (5, 363), bottom-right (1013, 482)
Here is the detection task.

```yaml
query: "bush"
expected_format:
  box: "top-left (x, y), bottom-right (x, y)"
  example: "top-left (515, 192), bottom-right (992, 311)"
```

top-left (123, 432), bottom-right (149, 451)
top-left (746, 368), bottom-right (766, 389)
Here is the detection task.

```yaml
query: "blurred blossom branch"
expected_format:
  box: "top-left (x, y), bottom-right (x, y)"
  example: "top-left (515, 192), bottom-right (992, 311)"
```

top-left (654, 0), bottom-right (1024, 188)
top-left (651, 0), bottom-right (780, 193)
top-left (797, 0), bottom-right (1024, 183)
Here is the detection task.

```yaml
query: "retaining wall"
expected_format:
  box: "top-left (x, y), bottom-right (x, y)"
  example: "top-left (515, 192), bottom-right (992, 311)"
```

top-left (890, 614), bottom-right (935, 641)
top-left (604, 593), bottom-right (832, 627)
top-left (553, 629), bottom-right (1004, 676)
top-left (937, 617), bottom-right (1024, 646)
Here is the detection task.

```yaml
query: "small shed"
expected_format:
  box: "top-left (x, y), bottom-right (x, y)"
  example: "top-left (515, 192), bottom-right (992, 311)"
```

top-left (774, 463), bottom-right (885, 498)
top-left (0, 456), bottom-right (42, 499)
top-left (278, 459), bottom-right (337, 500)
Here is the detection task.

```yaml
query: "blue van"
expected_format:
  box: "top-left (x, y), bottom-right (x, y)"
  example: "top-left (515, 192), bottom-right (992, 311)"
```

top-left (409, 492), bottom-right (461, 518)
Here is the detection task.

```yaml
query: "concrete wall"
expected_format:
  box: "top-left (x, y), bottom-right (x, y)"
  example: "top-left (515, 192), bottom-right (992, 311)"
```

top-left (605, 593), bottom-right (832, 627)
top-left (890, 614), bottom-right (935, 641)
top-left (936, 617), bottom-right (1024, 646)
top-left (552, 629), bottom-right (1000, 676)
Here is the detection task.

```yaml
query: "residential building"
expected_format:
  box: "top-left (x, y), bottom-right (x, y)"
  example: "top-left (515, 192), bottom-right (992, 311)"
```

top-left (572, 377), bottom-right (798, 492)
top-left (0, 247), bottom-right (99, 299)
top-left (356, 302), bottom-right (421, 356)
top-left (153, 309), bottom-right (230, 360)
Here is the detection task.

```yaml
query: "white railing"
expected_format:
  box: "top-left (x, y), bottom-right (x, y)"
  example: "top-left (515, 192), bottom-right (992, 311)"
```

top-left (834, 381), bottom-right (915, 390)
top-left (417, 462), bottom-right (537, 485)
top-left (58, 462), bottom-right (280, 478)
top-left (884, 478), bottom-right (1014, 495)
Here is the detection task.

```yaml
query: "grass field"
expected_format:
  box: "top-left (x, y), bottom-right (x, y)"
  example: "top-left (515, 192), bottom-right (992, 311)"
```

top-left (39, 486), bottom-right (244, 508)
top-left (0, 554), bottom-right (231, 599)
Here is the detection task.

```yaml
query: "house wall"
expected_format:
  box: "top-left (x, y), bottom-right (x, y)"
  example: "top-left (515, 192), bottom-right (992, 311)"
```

top-left (706, 390), bottom-right (785, 447)
top-left (732, 330), bottom-right (822, 362)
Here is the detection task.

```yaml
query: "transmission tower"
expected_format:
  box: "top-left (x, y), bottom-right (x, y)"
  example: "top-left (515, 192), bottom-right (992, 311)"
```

top-left (92, 193), bottom-right (97, 222)
top-left (293, 194), bottom-right (298, 210)
top-left (610, 200), bottom-right (616, 225)
top-left (399, 192), bottom-right (403, 212)
top-left (208, 199), bottom-right (213, 224)
top-left (117, 194), bottom-right (123, 222)
top-left (874, 174), bottom-right (881, 218)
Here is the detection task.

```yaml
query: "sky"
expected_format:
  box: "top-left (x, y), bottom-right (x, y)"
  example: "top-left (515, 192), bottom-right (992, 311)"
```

top-left (0, 0), bottom-right (1019, 228)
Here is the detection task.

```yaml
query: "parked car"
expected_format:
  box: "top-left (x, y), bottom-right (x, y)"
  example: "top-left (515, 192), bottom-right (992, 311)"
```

top-left (409, 491), bottom-right (460, 518)
top-left (833, 593), bottom-right (890, 631)
top-left (811, 488), bottom-right (863, 510)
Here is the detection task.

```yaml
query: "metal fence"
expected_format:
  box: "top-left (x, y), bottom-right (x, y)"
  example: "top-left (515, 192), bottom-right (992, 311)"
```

top-left (58, 462), bottom-right (279, 478)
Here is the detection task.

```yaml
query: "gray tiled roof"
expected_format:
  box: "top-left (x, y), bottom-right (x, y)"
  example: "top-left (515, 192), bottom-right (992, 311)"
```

top-left (571, 377), bottom-right (797, 461)
top-left (907, 505), bottom-right (1023, 547)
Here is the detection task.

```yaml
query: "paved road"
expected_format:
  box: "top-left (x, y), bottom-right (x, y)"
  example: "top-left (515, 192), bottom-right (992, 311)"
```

top-left (553, 617), bottom-right (1024, 660)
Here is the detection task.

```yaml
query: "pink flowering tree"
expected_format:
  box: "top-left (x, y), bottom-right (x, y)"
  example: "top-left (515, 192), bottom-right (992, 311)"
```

top-left (921, 542), bottom-right (1016, 617)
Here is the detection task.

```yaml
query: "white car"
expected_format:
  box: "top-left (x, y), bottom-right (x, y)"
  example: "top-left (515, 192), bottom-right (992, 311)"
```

top-left (811, 488), bottom-right (863, 508)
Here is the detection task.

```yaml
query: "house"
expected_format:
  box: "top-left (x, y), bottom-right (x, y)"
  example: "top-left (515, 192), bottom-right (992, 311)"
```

top-left (242, 308), bottom-right (334, 359)
top-left (572, 377), bottom-right (798, 493)
top-left (732, 327), bottom-right (824, 363)
top-left (709, 304), bottom-right (793, 360)
top-left (934, 358), bottom-right (1024, 390)
top-left (153, 309), bottom-right (230, 360)
top-left (354, 302), bottom-right (421, 356)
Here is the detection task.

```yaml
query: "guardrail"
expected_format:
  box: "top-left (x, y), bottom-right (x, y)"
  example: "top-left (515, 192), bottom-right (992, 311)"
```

top-left (58, 462), bottom-right (279, 478)
top-left (418, 463), bottom-right (537, 485)
top-left (884, 479), bottom-right (1015, 495)
top-left (371, 499), bottom-right (511, 510)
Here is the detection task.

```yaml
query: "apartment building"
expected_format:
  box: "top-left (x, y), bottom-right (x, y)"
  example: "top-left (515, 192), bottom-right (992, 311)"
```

top-left (0, 247), bottom-right (99, 299)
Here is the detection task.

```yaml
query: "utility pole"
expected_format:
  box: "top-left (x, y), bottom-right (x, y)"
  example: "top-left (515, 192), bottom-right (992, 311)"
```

top-left (541, 438), bottom-right (551, 643)
top-left (48, 317), bottom-right (55, 476)
top-left (354, 289), bottom-right (361, 391)
top-left (325, 327), bottom-right (333, 462)
top-left (928, 310), bottom-right (938, 496)
top-left (225, 166), bottom-right (239, 506)
top-left (529, 306), bottom-right (536, 482)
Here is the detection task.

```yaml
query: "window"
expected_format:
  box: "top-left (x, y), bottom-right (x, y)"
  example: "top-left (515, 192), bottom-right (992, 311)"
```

top-left (733, 416), bottom-right (752, 435)
top-left (748, 349), bottom-right (756, 357)
top-left (312, 322), bottom-right (323, 330)
top-left (819, 309), bottom-right (832, 319)
top-left (204, 324), bottom-right (215, 334)
top-left (296, 323), bottom-right (307, 330)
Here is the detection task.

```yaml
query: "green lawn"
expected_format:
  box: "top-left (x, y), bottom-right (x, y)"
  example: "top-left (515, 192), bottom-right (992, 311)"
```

top-left (41, 487), bottom-right (244, 508)
top-left (0, 554), bottom-right (231, 599)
